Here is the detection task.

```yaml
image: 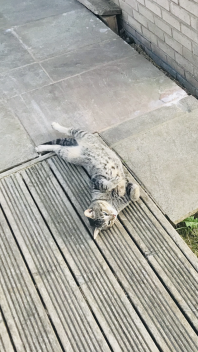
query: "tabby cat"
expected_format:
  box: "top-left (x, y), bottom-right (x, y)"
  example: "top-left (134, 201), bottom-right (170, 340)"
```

top-left (36, 122), bottom-right (140, 239)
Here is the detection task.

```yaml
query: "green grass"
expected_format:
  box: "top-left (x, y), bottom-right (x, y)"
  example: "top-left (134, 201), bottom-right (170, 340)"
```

top-left (176, 216), bottom-right (198, 257)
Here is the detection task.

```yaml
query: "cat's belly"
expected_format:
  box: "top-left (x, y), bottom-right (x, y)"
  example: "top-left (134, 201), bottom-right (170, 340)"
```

top-left (60, 145), bottom-right (83, 164)
top-left (82, 145), bottom-right (125, 183)
top-left (106, 161), bottom-right (119, 178)
top-left (117, 178), bottom-right (126, 197)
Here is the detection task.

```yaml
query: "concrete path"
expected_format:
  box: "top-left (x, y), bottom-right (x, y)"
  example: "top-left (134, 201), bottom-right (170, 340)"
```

top-left (1, 0), bottom-right (184, 161)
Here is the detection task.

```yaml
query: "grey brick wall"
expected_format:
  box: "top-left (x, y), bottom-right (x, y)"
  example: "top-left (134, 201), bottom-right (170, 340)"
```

top-left (114, 0), bottom-right (198, 97)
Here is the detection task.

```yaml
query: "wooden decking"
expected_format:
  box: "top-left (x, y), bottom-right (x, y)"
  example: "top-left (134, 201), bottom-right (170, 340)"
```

top-left (0, 153), bottom-right (198, 352)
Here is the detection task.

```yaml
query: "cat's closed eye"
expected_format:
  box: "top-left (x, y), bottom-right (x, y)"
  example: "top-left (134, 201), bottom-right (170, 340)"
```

top-left (103, 212), bottom-right (108, 216)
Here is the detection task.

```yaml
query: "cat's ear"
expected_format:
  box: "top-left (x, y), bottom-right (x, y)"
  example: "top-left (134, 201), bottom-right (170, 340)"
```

top-left (84, 209), bottom-right (94, 218)
top-left (93, 228), bottom-right (100, 239)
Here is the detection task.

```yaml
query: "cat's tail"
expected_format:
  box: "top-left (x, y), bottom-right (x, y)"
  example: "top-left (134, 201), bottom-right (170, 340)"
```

top-left (43, 138), bottom-right (78, 147)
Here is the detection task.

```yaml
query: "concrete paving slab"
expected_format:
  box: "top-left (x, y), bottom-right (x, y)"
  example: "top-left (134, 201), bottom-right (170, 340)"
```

top-left (77, 0), bottom-right (121, 15)
top-left (0, 100), bottom-right (36, 172)
top-left (8, 90), bottom-right (71, 145)
top-left (14, 10), bottom-right (117, 61)
top-left (101, 100), bottom-right (186, 145)
top-left (102, 95), bottom-right (198, 223)
top-left (12, 55), bottom-right (185, 146)
top-left (0, 63), bottom-right (51, 99)
top-left (0, 15), bottom-right (9, 31)
top-left (41, 37), bottom-right (135, 81)
top-left (58, 56), bottom-right (186, 131)
top-left (0, 31), bottom-right (33, 74)
top-left (0, 0), bottom-right (83, 28)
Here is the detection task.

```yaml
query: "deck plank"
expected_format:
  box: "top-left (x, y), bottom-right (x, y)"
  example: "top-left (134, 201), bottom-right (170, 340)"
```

top-left (0, 174), bottom-right (111, 352)
top-left (0, 311), bottom-right (14, 352)
top-left (1, 155), bottom-right (198, 351)
top-left (0, 208), bottom-right (62, 352)
top-left (48, 155), bottom-right (198, 352)
top-left (20, 160), bottom-right (159, 352)
top-left (121, 200), bottom-right (198, 331)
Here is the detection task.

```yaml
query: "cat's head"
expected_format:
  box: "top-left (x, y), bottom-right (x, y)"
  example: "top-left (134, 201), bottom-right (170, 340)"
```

top-left (84, 200), bottom-right (117, 239)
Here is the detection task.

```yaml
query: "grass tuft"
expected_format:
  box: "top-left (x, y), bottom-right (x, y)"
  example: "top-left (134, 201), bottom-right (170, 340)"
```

top-left (176, 216), bottom-right (198, 257)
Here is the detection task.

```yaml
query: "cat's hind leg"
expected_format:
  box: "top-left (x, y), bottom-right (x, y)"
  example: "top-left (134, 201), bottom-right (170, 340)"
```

top-left (91, 175), bottom-right (120, 192)
top-left (52, 122), bottom-right (90, 140)
top-left (51, 122), bottom-right (72, 136)
top-left (36, 144), bottom-right (82, 164)
top-left (35, 144), bottom-right (61, 153)
top-left (127, 183), bottom-right (140, 201)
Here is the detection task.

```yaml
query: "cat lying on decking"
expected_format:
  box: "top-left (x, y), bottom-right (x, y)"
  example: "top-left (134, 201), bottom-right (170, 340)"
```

top-left (36, 122), bottom-right (140, 239)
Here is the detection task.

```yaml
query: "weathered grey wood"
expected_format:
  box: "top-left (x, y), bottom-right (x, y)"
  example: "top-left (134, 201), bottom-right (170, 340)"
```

top-left (48, 155), bottom-right (198, 351)
top-left (0, 174), bottom-right (111, 352)
top-left (139, 187), bottom-right (198, 272)
top-left (121, 203), bottom-right (198, 332)
top-left (0, 208), bottom-right (62, 352)
top-left (0, 311), bottom-right (14, 352)
top-left (0, 284), bottom-right (26, 352)
top-left (1, 152), bottom-right (198, 351)
top-left (77, 0), bottom-right (121, 15)
top-left (21, 161), bottom-right (159, 352)
top-left (0, 152), bottom-right (55, 180)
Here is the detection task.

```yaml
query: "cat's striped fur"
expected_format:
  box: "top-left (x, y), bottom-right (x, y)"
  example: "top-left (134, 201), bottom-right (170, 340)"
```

top-left (36, 122), bottom-right (140, 239)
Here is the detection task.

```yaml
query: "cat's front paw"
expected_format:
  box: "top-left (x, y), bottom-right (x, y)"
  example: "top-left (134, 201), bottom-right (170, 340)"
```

top-left (35, 145), bottom-right (44, 153)
top-left (51, 121), bottom-right (61, 131)
top-left (112, 176), bottom-right (120, 184)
